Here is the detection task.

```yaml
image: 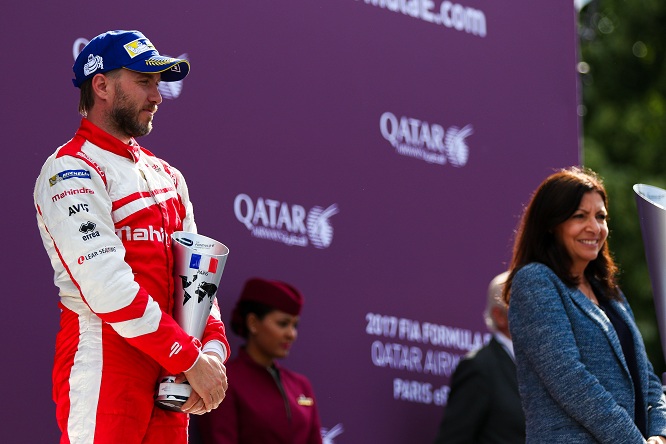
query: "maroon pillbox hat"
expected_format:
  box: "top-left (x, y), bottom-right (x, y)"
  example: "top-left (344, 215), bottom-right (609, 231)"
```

top-left (238, 278), bottom-right (304, 315)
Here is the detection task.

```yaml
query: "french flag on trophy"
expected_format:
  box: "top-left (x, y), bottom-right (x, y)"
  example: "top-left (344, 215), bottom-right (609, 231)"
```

top-left (189, 253), bottom-right (219, 273)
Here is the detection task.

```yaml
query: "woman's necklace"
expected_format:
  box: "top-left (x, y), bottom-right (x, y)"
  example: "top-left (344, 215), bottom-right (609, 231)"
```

top-left (578, 279), bottom-right (599, 305)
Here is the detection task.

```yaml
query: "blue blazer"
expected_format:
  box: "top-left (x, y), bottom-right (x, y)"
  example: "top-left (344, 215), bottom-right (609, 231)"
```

top-left (509, 263), bottom-right (666, 443)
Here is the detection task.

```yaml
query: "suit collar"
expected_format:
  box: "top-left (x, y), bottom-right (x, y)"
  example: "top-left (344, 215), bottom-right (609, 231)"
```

top-left (487, 338), bottom-right (520, 393)
top-left (492, 332), bottom-right (515, 361)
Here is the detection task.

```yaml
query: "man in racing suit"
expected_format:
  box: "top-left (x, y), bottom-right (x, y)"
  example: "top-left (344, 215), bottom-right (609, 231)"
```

top-left (34, 30), bottom-right (229, 444)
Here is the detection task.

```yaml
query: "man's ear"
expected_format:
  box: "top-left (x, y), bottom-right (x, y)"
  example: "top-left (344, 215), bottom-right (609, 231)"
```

top-left (491, 305), bottom-right (511, 337)
top-left (91, 73), bottom-right (112, 101)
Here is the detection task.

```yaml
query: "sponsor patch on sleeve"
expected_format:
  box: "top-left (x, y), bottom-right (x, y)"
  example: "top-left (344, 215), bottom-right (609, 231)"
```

top-left (49, 169), bottom-right (91, 187)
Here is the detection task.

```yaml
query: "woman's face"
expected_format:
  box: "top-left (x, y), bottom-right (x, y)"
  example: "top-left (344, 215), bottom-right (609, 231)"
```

top-left (554, 191), bottom-right (608, 276)
top-left (248, 310), bottom-right (299, 363)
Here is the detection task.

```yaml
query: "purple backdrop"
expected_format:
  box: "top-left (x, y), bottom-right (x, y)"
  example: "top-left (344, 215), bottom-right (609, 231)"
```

top-left (4, 1), bottom-right (579, 442)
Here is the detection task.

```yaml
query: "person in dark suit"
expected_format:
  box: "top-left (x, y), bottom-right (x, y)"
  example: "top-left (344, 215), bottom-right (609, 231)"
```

top-left (434, 272), bottom-right (525, 444)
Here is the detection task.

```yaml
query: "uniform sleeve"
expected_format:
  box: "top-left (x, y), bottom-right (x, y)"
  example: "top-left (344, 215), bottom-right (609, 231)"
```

top-left (201, 300), bottom-right (230, 363)
top-left (305, 379), bottom-right (324, 444)
top-left (198, 383), bottom-right (239, 444)
top-left (35, 153), bottom-right (200, 375)
top-left (509, 264), bottom-right (644, 443)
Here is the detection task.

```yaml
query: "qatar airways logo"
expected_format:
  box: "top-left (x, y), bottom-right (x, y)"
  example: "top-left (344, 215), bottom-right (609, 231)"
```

top-left (234, 194), bottom-right (339, 249)
top-left (380, 112), bottom-right (473, 167)
top-left (73, 38), bottom-right (186, 99)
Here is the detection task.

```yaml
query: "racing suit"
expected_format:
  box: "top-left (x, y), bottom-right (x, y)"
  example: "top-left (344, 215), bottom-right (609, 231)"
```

top-left (34, 118), bottom-right (230, 444)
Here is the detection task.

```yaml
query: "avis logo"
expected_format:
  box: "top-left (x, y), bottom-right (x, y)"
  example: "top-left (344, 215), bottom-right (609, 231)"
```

top-left (69, 203), bottom-right (89, 216)
top-left (234, 194), bottom-right (339, 249)
top-left (379, 111), bottom-right (474, 167)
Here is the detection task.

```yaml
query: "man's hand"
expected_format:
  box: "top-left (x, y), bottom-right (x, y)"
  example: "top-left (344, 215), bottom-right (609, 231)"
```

top-left (180, 351), bottom-right (227, 414)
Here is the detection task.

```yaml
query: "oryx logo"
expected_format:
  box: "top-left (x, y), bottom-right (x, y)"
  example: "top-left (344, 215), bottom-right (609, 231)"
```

top-left (444, 125), bottom-right (474, 167)
top-left (307, 204), bottom-right (339, 249)
top-left (169, 341), bottom-right (183, 357)
top-left (321, 423), bottom-right (344, 444)
top-left (234, 194), bottom-right (339, 249)
top-left (379, 112), bottom-right (474, 167)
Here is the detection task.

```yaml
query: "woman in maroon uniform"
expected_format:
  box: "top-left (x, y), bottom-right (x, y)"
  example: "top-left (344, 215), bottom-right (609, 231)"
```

top-left (199, 278), bottom-right (323, 444)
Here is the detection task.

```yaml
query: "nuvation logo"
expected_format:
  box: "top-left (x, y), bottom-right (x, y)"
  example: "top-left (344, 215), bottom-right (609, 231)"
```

top-left (234, 194), bottom-right (339, 249)
top-left (380, 112), bottom-right (473, 167)
top-left (355, 0), bottom-right (487, 37)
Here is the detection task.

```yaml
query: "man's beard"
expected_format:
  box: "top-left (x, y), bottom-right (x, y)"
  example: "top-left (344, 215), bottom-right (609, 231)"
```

top-left (110, 84), bottom-right (155, 138)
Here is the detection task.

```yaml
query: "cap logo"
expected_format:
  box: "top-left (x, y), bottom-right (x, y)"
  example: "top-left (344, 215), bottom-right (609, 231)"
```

top-left (123, 38), bottom-right (156, 58)
top-left (145, 57), bottom-right (180, 67)
top-left (83, 54), bottom-right (104, 76)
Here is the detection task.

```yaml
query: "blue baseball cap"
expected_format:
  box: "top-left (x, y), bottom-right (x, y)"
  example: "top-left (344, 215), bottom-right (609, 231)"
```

top-left (72, 30), bottom-right (190, 88)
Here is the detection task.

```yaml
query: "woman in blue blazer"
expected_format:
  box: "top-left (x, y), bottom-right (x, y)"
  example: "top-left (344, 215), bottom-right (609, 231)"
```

top-left (502, 167), bottom-right (666, 443)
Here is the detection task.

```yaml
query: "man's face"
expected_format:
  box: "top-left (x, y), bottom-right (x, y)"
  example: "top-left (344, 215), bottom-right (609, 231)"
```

top-left (109, 70), bottom-right (162, 138)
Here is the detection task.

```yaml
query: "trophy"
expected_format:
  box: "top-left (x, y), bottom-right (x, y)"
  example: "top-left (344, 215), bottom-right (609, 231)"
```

top-left (634, 184), bottom-right (666, 384)
top-left (155, 231), bottom-right (230, 411)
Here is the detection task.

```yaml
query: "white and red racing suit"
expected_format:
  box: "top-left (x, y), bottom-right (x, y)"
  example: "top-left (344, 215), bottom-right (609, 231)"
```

top-left (34, 118), bottom-right (230, 444)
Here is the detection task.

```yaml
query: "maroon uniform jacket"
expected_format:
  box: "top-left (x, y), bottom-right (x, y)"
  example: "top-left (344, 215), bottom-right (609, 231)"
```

top-left (199, 348), bottom-right (322, 444)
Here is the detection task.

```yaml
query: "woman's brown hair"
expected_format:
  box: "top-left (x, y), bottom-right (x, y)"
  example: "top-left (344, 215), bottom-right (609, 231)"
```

top-left (502, 166), bottom-right (619, 304)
